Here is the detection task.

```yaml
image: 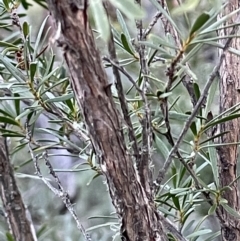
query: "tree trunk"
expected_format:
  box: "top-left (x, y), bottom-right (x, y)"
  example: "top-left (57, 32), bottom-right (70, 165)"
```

top-left (46, 1), bottom-right (167, 240)
top-left (0, 136), bottom-right (35, 241)
top-left (218, 1), bottom-right (240, 240)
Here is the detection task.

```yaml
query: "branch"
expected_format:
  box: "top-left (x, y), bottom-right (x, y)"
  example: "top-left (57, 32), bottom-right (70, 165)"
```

top-left (104, 2), bottom-right (140, 161)
top-left (143, 11), bottom-right (162, 38)
top-left (159, 214), bottom-right (188, 241)
top-left (26, 122), bottom-right (91, 241)
top-left (154, 32), bottom-right (235, 190)
top-left (135, 0), bottom-right (153, 195)
top-left (46, 0), bottom-right (168, 239)
top-left (0, 131), bottom-right (36, 241)
top-left (102, 57), bottom-right (143, 95)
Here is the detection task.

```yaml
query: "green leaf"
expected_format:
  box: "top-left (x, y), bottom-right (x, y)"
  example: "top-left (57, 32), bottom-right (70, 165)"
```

top-left (37, 128), bottom-right (82, 152)
top-left (33, 15), bottom-right (49, 60)
top-left (193, 82), bottom-right (201, 100)
top-left (204, 231), bottom-right (221, 241)
top-left (149, 0), bottom-right (181, 37)
top-left (34, 0), bottom-right (48, 9)
top-left (36, 224), bottom-right (47, 238)
top-left (0, 96), bottom-right (33, 100)
top-left (170, 188), bottom-right (189, 194)
top-left (11, 141), bottom-right (28, 155)
top-left (172, 0), bottom-right (200, 16)
top-left (208, 144), bottom-right (219, 187)
top-left (139, 41), bottom-right (173, 56)
top-left (120, 34), bottom-right (135, 56)
top-left (2, 0), bottom-right (10, 10)
top-left (199, 131), bottom-right (229, 145)
top-left (38, 67), bottom-right (60, 91)
top-left (208, 203), bottom-right (217, 215)
top-left (172, 195), bottom-right (180, 210)
top-left (87, 172), bottom-right (101, 185)
top-left (28, 110), bottom-right (43, 126)
top-left (15, 103), bottom-right (38, 121)
top-left (148, 34), bottom-right (179, 50)
top-left (222, 204), bottom-right (240, 219)
top-left (183, 220), bottom-right (195, 234)
top-left (190, 12), bottom-right (210, 36)
top-left (191, 34), bottom-right (240, 45)
top-left (29, 62), bottom-right (37, 83)
top-left (0, 116), bottom-right (19, 126)
top-left (201, 141), bottom-right (240, 149)
top-left (43, 54), bottom-right (55, 77)
top-left (190, 121), bottom-right (197, 136)
top-left (88, 215), bottom-right (117, 220)
top-left (0, 108), bottom-right (13, 118)
top-left (186, 229), bottom-right (212, 238)
top-left (109, 0), bottom-right (145, 19)
top-left (0, 128), bottom-right (25, 137)
top-left (228, 175), bottom-right (240, 187)
top-left (154, 134), bottom-right (169, 160)
top-left (45, 92), bottom-right (74, 103)
top-left (180, 43), bottom-right (203, 65)
top-left (5, 232), bottom-right (14, 241)
top-left (14, 93), bottom-right (20, 116)
top-left (65, 99), bottom-right (75, 112)
top-left (204, 114), bottom-right (240, 131)
top-left (53, 168), bottom-right (92, 173)
top-left (90, 0), bottom-right (110, 42)
top-left (0, 41), bottom-right (18, 48)
top-left (22, 21), bottom-right (29, 39)
top-left (86, 222), bottom-right (118, 232)
top-left (200, 7), bottom-right (240, 35)
top-left (0, 54), bottom-right (26, 83)
top-left (158, 92), bottom-right (172, 99)
top-left (116, 10), bottom-right (131, 41)
top-left (158, 206), bottom-right (177, 218)
top-left (204, 77), bottom-right (218, 117)
top-left (205, 102), bottom-right (240, 127)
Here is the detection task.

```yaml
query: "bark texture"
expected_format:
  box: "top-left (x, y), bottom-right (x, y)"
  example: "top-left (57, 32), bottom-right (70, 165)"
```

top-left (0, 136), bottom-right (35, 241)
top-left (46, 1), bottom-right (167, 240)
top-left (218, 1), bottom-right (240, 240)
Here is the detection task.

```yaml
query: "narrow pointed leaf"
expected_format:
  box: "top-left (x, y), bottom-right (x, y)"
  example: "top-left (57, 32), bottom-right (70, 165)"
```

top-left (204, 114), bottom-right (240, 131)
top-left (209, 144), bottom-right (219, 187)
top-left (121, 34), bottom-right (135, 56)
top-left (0, 116), bottom-right (19, 126)
top-left (109, 0), bottom-right (145, 19)
top-left (30, 62), bottom-right (37, 83)
top-left (190, 12), bottom-right (210, 36)
top-left (149, 0), bottom-right (181, 36)
top-left (90, 0), bottom-right (110, 41)
top-left (33, 15), bottom-right (49, 60)
top-left (22, 21), bottom-right (29, 39)
top-left (222, 204), bottom-right (240, 219)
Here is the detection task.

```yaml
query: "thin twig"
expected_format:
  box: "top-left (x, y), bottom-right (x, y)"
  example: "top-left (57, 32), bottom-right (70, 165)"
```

top-left (143, 11), bottom-right (162, 38)
top-left (104, 2), bottom-right (140, 160)
top-left (135, 0), bottom-right (153, 193)
top-left (103, 57), bottom-right (143, 95)
top-left (159, 214), bottom-right (188, 241)
top-left (155, 34), bottom-right (234, 190)
top-left (26, 122), bottom-right (91, 241)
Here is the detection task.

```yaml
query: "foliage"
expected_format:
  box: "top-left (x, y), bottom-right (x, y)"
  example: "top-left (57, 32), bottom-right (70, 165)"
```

top-left (0, 0), bottom-right (240, 241)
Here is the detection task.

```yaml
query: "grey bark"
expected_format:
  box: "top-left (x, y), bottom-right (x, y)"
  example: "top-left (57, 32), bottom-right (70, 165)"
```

top-left (0, 135), bottom-right (35, 241)
top-left (217, 1), bottom-right (240, 240)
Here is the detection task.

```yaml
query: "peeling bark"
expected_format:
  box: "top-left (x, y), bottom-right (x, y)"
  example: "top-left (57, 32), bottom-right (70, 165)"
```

top-left (0, 136), bottom-right (35, 241)
top-left (218, 1), bottom-right (240, 240)
top-left (46, 1), bottom-right (168, 240)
